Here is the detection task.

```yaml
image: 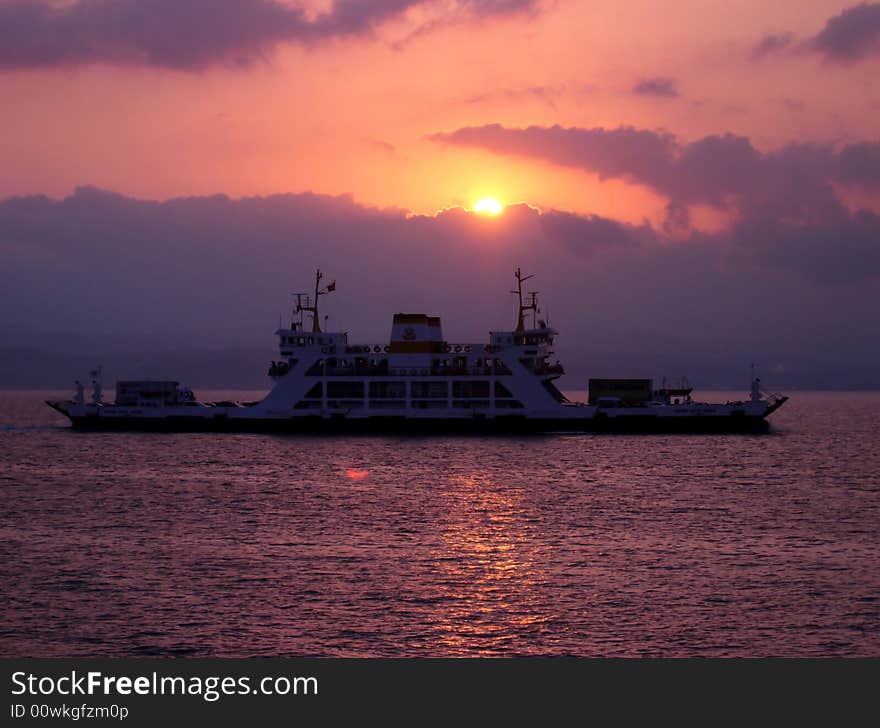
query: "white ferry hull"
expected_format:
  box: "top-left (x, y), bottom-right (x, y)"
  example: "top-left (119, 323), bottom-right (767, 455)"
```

top-left (47, 400), bottom-right (785, 434)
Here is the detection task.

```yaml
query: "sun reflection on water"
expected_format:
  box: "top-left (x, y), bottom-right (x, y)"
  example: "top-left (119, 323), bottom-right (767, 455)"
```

top-left (429, 474), bottom-right (556, 655)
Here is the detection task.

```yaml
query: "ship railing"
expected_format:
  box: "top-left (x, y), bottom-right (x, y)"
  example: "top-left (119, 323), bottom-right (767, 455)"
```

top-left (306, 363), bottom-right (514, 377)
top-left (342, 343), bottom-right (502, 356)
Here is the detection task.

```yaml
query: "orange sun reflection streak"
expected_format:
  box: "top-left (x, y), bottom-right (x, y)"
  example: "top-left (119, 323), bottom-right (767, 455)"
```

top-left (429, 474), bottom-right (556, 655)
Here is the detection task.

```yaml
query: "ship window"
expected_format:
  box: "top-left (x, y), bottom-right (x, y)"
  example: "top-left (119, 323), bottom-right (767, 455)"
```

top-left (308, 337), bottom-right (314, 345)
top-left (304, 382), bottom-right (323, 399)
top-left (411, 381), bottom-right (448, 398)
top-left (297, 337), bottom-right (305, 345)
top-left (453, 381), bottom-right (490, 398)
top-left (453, 400), bottom-right (490, 408)
top-left (327, 381), bottom-right (364, 398)
top-left (370, 381), bottom-right (406, 399)
top-left (494, 382), bottom-right (513, 398)
top-left (495, 400), bottom-right (524, 408)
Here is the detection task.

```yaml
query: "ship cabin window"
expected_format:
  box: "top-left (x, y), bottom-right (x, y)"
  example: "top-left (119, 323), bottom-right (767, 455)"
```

top-left (453, 381), bottom-right (490, 398)
top-left (513, 333), bottom-right (548, 346)
top-left (494, 382), bottom-right (513, 398)
top-left (411, 382), bottom-right (447, 398)
top-left (327, 381), bottom-right (364, 399)
top-left (297, 337), bottom-right (306, 346)
top-left (370, 381), bottom-right (406, 399)
top-left (307, 337), bottom-right (314, 345)
top-left (304, 382), bottom-right (323, 399)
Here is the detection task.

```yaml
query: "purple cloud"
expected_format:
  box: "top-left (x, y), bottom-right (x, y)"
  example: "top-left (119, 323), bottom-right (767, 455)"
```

top-left (431, 123), bottom-right (678, 189)
top-left (751, 32), bottom-right (795, 59)
top-left (632, 77), bottom-right (679, 97)
top-left (809, 2), bottom-right (880, 63)
top-left (430, 124), bottom-right (880, 223)
top-left (0, 0), bottom-right (539, 70)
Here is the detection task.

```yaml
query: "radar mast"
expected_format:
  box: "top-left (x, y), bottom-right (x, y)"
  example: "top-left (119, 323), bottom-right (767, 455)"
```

top-left (511, 268), bottom-right (538, 332)
top-left (295, 269), bottom-right (335, 333)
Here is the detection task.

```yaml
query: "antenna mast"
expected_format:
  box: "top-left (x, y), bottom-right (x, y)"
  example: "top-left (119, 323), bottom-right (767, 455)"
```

top-left (511, 267), bottom-right (537, 332)
top-left (295, 269), bottom-right (335, 333)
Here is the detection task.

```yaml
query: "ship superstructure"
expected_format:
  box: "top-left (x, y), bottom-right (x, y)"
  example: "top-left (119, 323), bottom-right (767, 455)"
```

top-left (47, 270), bottom-right (787, 432)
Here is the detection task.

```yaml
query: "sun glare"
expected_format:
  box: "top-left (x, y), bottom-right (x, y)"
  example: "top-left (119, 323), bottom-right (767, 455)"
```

top-left (473, 197), bottom-right (504, 216)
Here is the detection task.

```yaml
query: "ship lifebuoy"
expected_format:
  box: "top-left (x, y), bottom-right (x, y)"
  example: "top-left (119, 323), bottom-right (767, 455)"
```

top-left (464, 345), bottom-right (471, 353)
top-left (454, 345), bottom-right (462, 353)
top-left (384, 346), bottom-right (391, 353)
top-left (373, 346), bottom-right (381, 353)
top-left (445, 344), bottom-right (452, 353)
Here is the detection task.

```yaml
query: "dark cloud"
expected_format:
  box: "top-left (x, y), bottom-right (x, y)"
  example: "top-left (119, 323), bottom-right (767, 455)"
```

top-left (809, 2), bottom-right (880, 62)
top-left (430, 124), bottom-right (880, 220)
top-left (0, 0), bottom-right (539, 70)
top-left (2, 186), bottom-right (878, 389)
top-left (431, 123), bottom-right (678, 189)
top-left (632, 77), bottom-right (679, 97)
top-left (837, 141), bottom-right (880, 187)
top-left (751, 32), bottom-right (795, 59)
top-left (728, 208), bottom-right (880, 282)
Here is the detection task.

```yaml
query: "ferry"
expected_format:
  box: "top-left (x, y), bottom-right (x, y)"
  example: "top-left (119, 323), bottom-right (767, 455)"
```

top-left (47, 270), bottom-right (787, 433)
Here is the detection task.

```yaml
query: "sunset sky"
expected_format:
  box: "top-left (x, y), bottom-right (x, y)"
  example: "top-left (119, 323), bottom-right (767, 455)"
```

top-left (2, 0), bottom-right (879, 387)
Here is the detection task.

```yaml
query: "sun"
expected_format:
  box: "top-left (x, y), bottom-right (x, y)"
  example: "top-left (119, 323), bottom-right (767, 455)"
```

top-left (473, 197), bottom-right (504, 216)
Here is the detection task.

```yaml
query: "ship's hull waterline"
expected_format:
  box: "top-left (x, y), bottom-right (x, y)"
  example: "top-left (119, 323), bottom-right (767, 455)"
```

top-left (54, 409), bottom-right (773, 434)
